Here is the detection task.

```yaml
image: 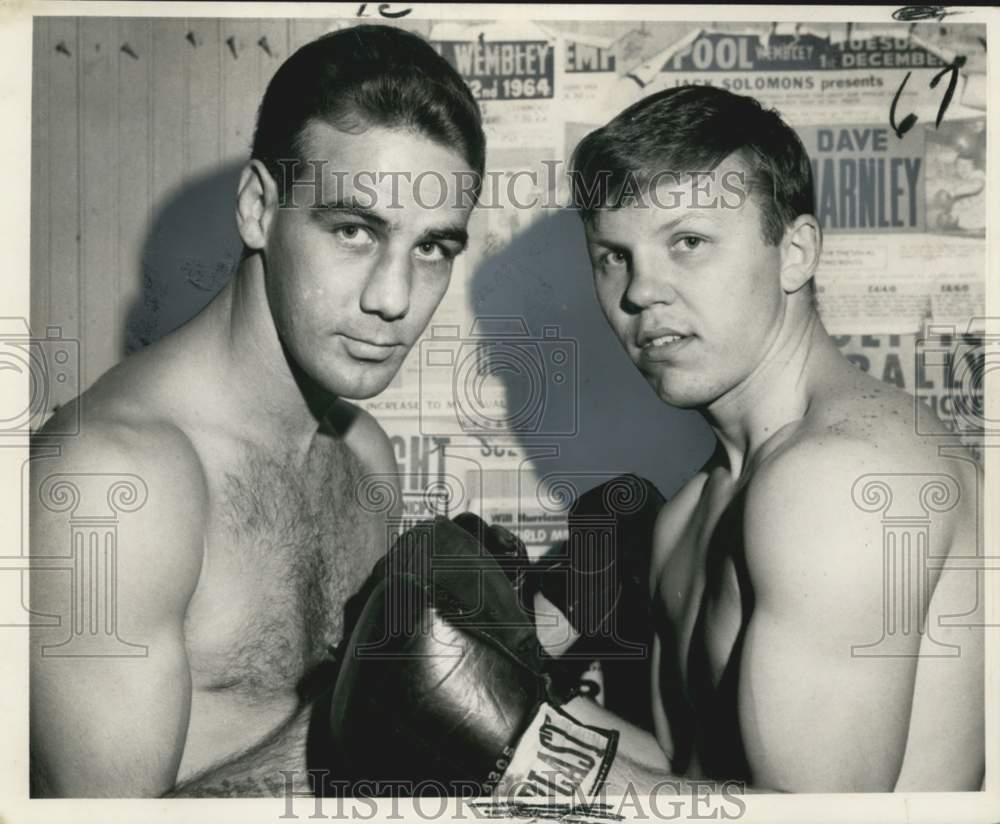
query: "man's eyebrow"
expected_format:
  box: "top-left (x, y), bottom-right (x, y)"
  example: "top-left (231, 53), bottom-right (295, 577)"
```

top-left (312, 199), bottom-right (389, 229)
top-left (311, 199), bottom-right (467, 249)
top-left (586, 211), bottom-right (718, 248)
top-left (418, 226), bottom-right (469, 250)
top-left (585, 234), bottom-right (625, 250)
top-left (655, 213), bottom-right (718, 233)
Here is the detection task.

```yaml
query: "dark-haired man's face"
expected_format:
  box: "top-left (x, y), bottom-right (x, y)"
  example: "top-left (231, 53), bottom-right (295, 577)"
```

top-left (261, 122), bottom-right (475, 400)
top-left (583, 155), bottom-right (786, 410)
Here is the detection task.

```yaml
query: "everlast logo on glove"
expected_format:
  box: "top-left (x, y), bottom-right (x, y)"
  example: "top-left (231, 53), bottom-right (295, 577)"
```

top-left (495, 704), bottom-right (619, 798)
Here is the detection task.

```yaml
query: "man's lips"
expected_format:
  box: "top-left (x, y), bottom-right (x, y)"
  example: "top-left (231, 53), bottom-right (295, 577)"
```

top-left (635, 327), bottom-right (693, 362)
top-left (340, 333), bottom-right (403, 347)
top-left (338, 333), bottom-right (403, 361)
top-left (636, 327), bottom-right (691, 348)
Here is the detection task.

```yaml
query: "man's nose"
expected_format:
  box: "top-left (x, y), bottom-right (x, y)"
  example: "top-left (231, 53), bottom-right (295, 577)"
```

top-left (360, 247), bottom-right (411, 321)
top-left (623, 254), bottom-right (677, 311)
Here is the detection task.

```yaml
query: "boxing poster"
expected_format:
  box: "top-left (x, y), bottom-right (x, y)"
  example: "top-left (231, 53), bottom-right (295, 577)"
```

top-left (357, 17), bottom-right (991, 548)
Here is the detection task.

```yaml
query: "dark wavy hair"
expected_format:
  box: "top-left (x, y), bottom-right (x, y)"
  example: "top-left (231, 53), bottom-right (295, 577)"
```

top-left (252, 24), bottom-right (485, 200)
top-left (569, 85), bottom-right (815, 245)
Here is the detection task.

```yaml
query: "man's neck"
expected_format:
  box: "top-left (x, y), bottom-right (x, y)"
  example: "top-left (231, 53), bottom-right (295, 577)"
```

top-left (198, 254), bottom-right (336, 457)
top-left (701, 299), bottom-right (834, 479)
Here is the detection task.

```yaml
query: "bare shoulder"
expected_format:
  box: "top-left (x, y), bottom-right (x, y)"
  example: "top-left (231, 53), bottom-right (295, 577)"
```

top-left (755, 363), bottom-right (976, 513)
top-left (744, 394), bottom-right (978, 599)
top-left (324, 400), bottom-right (401, 522)
top-left (36, 368), bottom-right (209, 496)
top-left (329, 400), bottom-right (398, 476)
top-left (31, 384), bottom-right (208, 602)
top-left (36, 335), bottom-right (213, 490)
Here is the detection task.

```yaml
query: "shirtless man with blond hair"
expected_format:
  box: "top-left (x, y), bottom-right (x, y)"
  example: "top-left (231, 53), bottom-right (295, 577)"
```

top-left (562, 86), bottom-right (983, 792)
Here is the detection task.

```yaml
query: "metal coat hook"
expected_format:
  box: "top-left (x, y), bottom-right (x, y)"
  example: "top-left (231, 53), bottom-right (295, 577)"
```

top-left (226, 35), bottom-right (238, 59)
top-left (186, 31), bottom-right (198, 47)
top-left (257, 35), bottom-right (272, 57)
top-left (120, 42), bottom-right (139, 60)
top-left (55, 41), bottom-right (71, 57)
top-left (766, 21), bottom-right (777, 48)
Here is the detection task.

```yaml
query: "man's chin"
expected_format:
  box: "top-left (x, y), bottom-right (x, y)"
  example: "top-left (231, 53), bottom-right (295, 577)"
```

top-left (306, 361), bottom-right (400, 401)
top-left (329, 372), bottom-right (397, 401)
top-left (338, 381), bottom-right (395, 401)
top-left (644, 375), bottom-right (710, 410)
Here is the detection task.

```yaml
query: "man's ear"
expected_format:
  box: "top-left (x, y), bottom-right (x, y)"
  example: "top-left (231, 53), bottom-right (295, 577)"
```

top-left (778, 214), bottom-right (822, 294)
top-left (236, 160), bottom-right (280, 250)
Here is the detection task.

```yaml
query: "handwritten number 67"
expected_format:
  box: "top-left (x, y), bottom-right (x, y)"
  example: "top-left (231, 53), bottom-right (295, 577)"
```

top-left (890, 55), bottom-right (967, 139)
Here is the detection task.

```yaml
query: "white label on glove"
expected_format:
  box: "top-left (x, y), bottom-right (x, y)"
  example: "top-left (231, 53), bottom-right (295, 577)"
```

top-left (494, 702), bottom-right (618, 799)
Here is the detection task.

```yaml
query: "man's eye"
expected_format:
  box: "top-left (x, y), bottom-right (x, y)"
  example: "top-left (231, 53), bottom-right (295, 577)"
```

top-left (674, 235), bottom-right (705, 251)
top-left (602, 250), bottom-right (628, 268)
top-left (333, 225), bottom-right (374, 246)
top-left (415, 242), bottom-right (451, 262)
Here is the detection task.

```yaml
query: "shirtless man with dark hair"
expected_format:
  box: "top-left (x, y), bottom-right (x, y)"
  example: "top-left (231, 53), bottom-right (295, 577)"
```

top-left (30, 24), bottom-right (485, 798)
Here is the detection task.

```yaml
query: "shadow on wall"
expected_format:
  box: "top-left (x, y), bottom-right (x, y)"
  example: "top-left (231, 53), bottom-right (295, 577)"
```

top-left (128, 165), bottom-right (713, 497)
top-left (465, 208), bottom-right (714, 500)
top-left (124, 161), bottom-right (245, 356)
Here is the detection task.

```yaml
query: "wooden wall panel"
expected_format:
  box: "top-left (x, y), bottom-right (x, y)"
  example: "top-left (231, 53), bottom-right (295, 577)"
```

top-left (30, 20), bottom-right (50, 339)
top-left (116, 18), bottom-right (151, 359)
top-left (79, 18), bottom-right (119, 384)
top-left (186, 18), bottom-right (222, 179)
top-left (220, 20), bottom-right (262, 162)
top-left (257, 19), bottom-right (289, 102)
top-left (40, 18), bottom-right (81, 413)
top-left (137, 19), bottom-right (189, 353)
top-left (149, 20), bottom-right (187, 221)
top-left (288, 18), bottom-right (333, 54)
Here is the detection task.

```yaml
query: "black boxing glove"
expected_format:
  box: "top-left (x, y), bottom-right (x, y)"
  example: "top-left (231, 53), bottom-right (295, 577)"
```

top-left (341, 512), bottom-right (537, 646)
top-left (538, 474), bottom-right (664, 642)
top-left (451, 511), bottom-right (535, 618)
top-left (535, 475), bottom-right (665, 729)
top-left (329, 516), bottom-right (618, 798)
top-left (450, 512), bottom-right (607, 706)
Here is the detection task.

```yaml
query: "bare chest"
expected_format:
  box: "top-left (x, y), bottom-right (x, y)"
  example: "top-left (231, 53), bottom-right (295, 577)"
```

top-left (653, 477), bottom-right (750, 701)
top-left (183, 440), bottom-right (389, 697)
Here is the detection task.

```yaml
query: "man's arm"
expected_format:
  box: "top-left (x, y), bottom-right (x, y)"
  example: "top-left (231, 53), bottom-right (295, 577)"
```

top-left (31, 419), bottom-right (325, 798)
top-left (30, 420), bottom-right (205, 797)
top-left (892, 458), bottom-right (983, 791)
top-left (737, 439), bottom-right (982, 792)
